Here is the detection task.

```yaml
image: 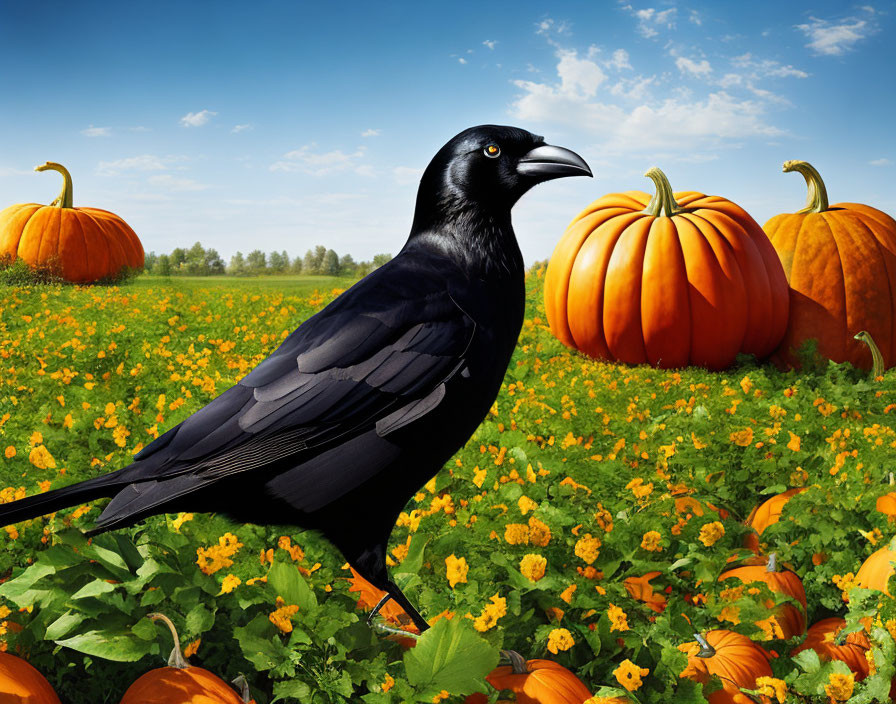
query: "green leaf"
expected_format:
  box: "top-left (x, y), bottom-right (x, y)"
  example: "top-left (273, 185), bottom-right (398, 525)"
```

top-left (55, 630), bottom-right (154, 662)
top-left (271, 679), bottom-right (312, 703)
top-left (403, 617), bottom-right (499, 695)
top-left (268, 559), bottom-right (317, 611)
top-left (44, 610), bottom-right (85, 640)
top-left (70, 579), bottom-right (117, 600)
top-left (131, 617), bottom-right (158, 641)
top-left (395, 530), bottom-right (430, 577)
top-left (185, 603), bottom-right (215, 635)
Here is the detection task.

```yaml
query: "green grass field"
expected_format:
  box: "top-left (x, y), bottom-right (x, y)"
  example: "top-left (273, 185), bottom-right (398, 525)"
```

top-left (2, 271), bottom-right (896, 703)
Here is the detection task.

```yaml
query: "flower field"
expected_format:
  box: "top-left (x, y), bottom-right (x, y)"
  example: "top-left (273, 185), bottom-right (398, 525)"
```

top-left (2, 271), bottom-right (896, 703)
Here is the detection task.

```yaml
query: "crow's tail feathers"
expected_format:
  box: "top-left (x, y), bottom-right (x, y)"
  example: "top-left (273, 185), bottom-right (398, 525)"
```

top-left (0, 474), bottom-right (121, 529)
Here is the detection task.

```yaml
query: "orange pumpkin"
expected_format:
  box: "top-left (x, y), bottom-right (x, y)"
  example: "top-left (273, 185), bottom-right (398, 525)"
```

top-left (791, 618), bottom-right (871, 680)
top-left (0, 162), bottom-right (144, 283)
top-left (719, 554), bottom-right (806, 640)
top-left (743, 488), bottom-right (806, 551)
top-left (678, 631), bottom-right (773, 704)
top-left (854, 545), bottom-right (896, 596)
top-left (0, 651), bottom-right (61, 703)
top-left (466, 651), bottom-right (592, 704)
top-left (764, 160), bottom-right (896, 370)
top-left (544, 167), bottom-right (788, 370)
top-left (119, 613), bottom-right (248, 704)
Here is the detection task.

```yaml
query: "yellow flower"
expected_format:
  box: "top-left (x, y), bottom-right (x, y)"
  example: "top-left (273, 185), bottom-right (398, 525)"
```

top-left (472, 593), bottom-right (507, 632)
top-left (756, 676), bottom-right (787, 703)
top-left (640, 531), bottom-right (662, 552)
top-left (278, 536), bottom-right (306, 561)
top-left (729, 428), bottom-right (754, 446)
top-left (528, 516), bottom-right (552, 546)
top-left (739, 376), bottom-right (753, 394)
top-left (104, 402), bottom-right (116, 416)
top-left (698, 521), bottom-right (725, 547)
top-left (824, 672), bottom-right (854, 701)
top-left (518, 495), bottom-right (538, 514)
top-left (269, 596), bottom-right (299, 633)
top-left (172, 513), bottom-right (194, 532)
top-left (607, 603), bottom-right (629, 632)
top-left (546, 627), bottom-right (574, 654)
top-left (519, 554), bottom-right (547, 582)
top-left (445, 554), bottom-right (469, 588)
top-left (28, 445), bottom-right (57, 470)
top-left (3, 446), bottom-right (15, 459)
top-left (29, 431), bottom-right (43, 445)
top-left (787, 432), bottom-right (801, 451)
top-left (614, 659), bottom-right (649, 692)
top-left (574, 533), bottom-right (601, 564)
top-left (219, 574), bottom-right (241, 594)
top-left (625, 477), bottom-right (654, 499)
top-left (560, 583), bottom-right (577, 604)
top-left (381, 674), bottom-right (395, 693)
top-left (183, 639), bottom-right (201, 658)
top-left (504, 523), bottom-right (529, 545)
top-left (196, 533), bottom-right (243, 575)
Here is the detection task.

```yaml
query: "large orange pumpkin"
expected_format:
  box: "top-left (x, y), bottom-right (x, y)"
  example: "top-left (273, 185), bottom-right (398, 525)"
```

top-left (466, 651), bottom-right (592, 704)
top-left (719, 554), bottom-right (806, 640)
top-left (0, 162), bottom-right (144, 283)
top-left (119, 613), bottom-right (248, 704)
top-left (764, 160), bottom-right (896, 370)
top-left (854, 545), bottom-right (896, 596)
top-left (791, 618), bottom-right (871, 680)
top-left (0, 651), bottom-right (61, 703)
top-left (743, 488), bottom-right (806, 551)
top-left (544, 167), bottom-right (788, 370)
top-left (678, 631), bottom-right (773, 704)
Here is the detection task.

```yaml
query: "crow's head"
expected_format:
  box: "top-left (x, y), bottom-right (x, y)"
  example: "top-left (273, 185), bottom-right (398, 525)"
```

top-left (416, 125), bottom-right (591, 218)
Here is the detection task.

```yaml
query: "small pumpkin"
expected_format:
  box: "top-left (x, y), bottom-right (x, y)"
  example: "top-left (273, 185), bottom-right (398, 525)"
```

top-left (544, 167), bottom-right (788, 370)
top-left (466, 650), bottom-right (592, 704)
top-left (119, 613), bottom-right (249, 704)
top-left (791, 618), bottom-right (871, 680)
top-left (0, 162), bottom-right (144, 283)
top-left (854, 545), bottom-right (896, 596)
top-left (678, 631), bottom-right (773, 704)
top-left (0, 651), bottom-right (61, 704)
top-left (764, 160), bottom-right (896, 370)
top-left (743, 488), bottom-right (806, 551)
top-left (718, 554), bottom-right (806, 640)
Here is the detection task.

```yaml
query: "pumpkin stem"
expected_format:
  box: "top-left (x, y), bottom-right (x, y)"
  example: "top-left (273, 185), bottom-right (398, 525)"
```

top-left (147, 612), bottom-right (191, 670)
top-left (34, 162), bottom-right (74, 209)
top-left (854, 330), bottom-right (885, 378)
top-left (232, 674), bottom-right (252, 703)
top-left (767, 553), bottom-right (778, 573)
top-left (501, 649), bottom-right (530, 675)
top-left (693, 633), bottom-right (715, 658)
top-left (643, 167), bottom-right (687, 217)
top-left (783, 160), bottom-right (829, 214)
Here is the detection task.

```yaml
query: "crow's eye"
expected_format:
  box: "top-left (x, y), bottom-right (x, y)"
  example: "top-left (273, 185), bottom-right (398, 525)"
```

top-left (483, 144), bottom-right (501, 159)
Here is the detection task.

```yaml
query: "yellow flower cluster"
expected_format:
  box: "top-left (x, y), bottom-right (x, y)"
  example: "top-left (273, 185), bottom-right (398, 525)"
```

top-left (268, 596), bottom-right (299, 633)
top-left (503, 516), bottom-right (552, 546)
top-left (196, 532), bottom-right (243, 575)
top-left (218, 574), bottom-right (241, 594)
top-left (824, 672), bottom-right (854, 701)
top-left (755, 676), bottom-right (787, 702)
top-left (519, 554), bottom-right (547, 582)
top-left (640, 531), bottom-right (662, 552)
top-left (546, 627), bottom-right (574, 654)
top-left (471, 593), bottom-right (507, 632)
top-left (607, 603), bottom-right (629, 632)
top-left (698, 521), bottom-right (725, 547)
top-left (614, 659), bottom-right (649, 692)
top-left (574, 533), bottom-right (601, 564)
top-left (445, 554), bottom-right (469, 588)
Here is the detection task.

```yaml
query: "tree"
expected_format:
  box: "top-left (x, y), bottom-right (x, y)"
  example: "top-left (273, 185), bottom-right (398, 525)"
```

top-left (228, 251), bottom-right (247, 276)
top-left (246, 250), bottom-right (267, 275)
top-left (144, 251), bottom-right (158, 273)
top-left (155, 254), bottom-right (172, 277)
top-left (372, 253), bottom-right (392, 271)
top-left (169, 247), bottom-right (187, 272)
top-left (268, 250), bottom-right (288, 273)
top-left (322, 249), bottom-right (340, 276)
top-left (290, 256), bottom-right (303, 274)
top-left (339, 253), bottom-right (356, 276)
top-left (205, 248), bottom-right (225, 275)
top-left (185, 241), bottom-right (207, 275)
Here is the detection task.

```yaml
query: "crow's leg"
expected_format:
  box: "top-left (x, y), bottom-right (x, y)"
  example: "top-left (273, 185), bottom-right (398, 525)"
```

top-left (383, 579), bottom-right (430, 633)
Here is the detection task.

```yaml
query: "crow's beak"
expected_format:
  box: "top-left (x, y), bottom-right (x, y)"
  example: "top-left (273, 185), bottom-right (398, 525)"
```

top-left (517, 144), bottom-right (592, 180)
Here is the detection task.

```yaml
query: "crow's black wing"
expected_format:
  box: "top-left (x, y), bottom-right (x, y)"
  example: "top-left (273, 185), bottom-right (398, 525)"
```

top-left (91, 261), bottom-right (475, 527)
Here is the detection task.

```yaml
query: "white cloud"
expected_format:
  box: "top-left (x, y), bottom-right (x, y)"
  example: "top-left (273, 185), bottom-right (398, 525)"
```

top-left (180, 109), bottom-right (217, 127)
top-left (535, 18), bottom-right (571, 40)
top-left (870, 158), bottom-right (893, 167)
top-left (732, 54), bottom-right (809, 79)
top-left (676, 56), bottom-right (712, 78)
top-left (626, 6), bottom-right (677, 38)
top-left (483, 39), bottom-right (497, 50)
top-left (81, 125), bottom-right (111, 137)
top-left (458, 57), bottom-right (468, 64)
top-left (148, 174), bottom-right (209, 191)
top-left (270, 144), bottom-right (367, 175)
top-left (796, 13), bottom-right (877, 55)
top-left (555, 49), bottom-right (606, 97)
top-left (97, 154), bottom-right (174, 174)
top-left (231, 124), bottom-right (252, 133)
top-left (608, 48), bottom-right (632, 70)
top-left (361, 129), bottom-right (381, 137)
top-left (689, 9), bottom-right (702, 26)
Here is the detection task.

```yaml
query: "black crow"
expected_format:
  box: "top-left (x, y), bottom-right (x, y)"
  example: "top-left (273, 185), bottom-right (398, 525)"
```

top-left (0, 125), bottom-right (590, 632)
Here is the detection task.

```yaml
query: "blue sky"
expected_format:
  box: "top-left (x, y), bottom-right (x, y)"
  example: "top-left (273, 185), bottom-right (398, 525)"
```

top-left (1, 0), bottom-right (893, 264)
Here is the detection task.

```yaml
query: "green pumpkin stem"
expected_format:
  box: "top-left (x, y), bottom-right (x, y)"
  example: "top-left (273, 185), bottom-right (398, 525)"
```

top-left (147, 612), bottom-right (191, 670)
top-left (783, 160), bottom-right (829, 214)
top-left (854, 330), bottom-right (885, 378)
top-left (34, 161), bottom-right (74, 209)
top-left (693, 633), bottom-right (715, 658)
top-left (643, 167), bottom-right (688, 217)
top-left (501, 649), bottom-right (530, 674)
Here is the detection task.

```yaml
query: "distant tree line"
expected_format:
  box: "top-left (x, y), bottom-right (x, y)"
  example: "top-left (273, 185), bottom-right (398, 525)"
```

top-left (143, 242), bottom-right (392, 278)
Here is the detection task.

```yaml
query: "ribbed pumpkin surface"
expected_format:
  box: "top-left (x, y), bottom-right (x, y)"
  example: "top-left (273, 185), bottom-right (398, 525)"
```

top-left (0, 651), bottom-right (61, 704)
top-left (791, 618), bottom-right (871, 680)
top-left (119, 666), bottom-right (245, 704)
top-left (679, 630), bottom-right (773, 704)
